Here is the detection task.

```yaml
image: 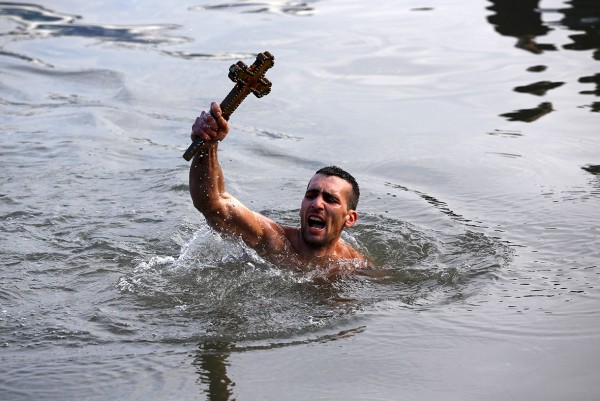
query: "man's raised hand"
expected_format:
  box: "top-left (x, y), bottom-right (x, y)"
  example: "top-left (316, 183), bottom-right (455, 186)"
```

top-left (191, 102), bottom-right (230, 145)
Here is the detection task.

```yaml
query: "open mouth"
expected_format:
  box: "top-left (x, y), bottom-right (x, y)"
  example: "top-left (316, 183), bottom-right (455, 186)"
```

top-left (307, 216), bottom-right (325, 230)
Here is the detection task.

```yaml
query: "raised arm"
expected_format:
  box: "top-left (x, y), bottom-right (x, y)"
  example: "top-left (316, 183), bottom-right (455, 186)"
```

top-left (188, 102), bottom-right (287, 252)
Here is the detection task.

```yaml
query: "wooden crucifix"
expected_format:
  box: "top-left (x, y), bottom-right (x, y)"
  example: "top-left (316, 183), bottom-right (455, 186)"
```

top-left (182, 51), bottom-right (275, 161)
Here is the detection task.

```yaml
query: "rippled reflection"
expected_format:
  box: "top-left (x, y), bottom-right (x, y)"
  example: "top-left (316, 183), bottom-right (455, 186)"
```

top-left (486, 0), bottom-right (600, 119)
top-left (194, 342), bottom-right (235, 401)
top-left (0, 2), bottom-right (188, 65)
top-left (487, 0), bottom-right (554, 54)
top-left (560, 0), bottom-right (600, 59)
top-left (582, 164), bottom-right (600, 174)
top-left (190, 0), bottom-right (318, 16)
top-left (579, 71), bottom-right (600, 109)
top-left (514, 80), bottom-right (564, 96)
top-left (192, 326), bottom-right (365, 400)
top-left (500, 101), bottom-right (553, 122)
top-left (162, 50), bottom-right (257, 61)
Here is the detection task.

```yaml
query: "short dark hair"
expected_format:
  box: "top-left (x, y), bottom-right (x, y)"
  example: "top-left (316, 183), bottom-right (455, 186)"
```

top-left (315, 165), bottom-right (360, 210)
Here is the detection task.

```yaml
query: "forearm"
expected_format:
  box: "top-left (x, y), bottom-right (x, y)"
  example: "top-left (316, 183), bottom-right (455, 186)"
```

top-left (189, 142), bottom-right (226, 216)
top-left (188, 142), bottom-right (263, 242)
top-left (187, 140), bottom-right (282, 249)
top-left (186, 102), bottom-right (283, 248)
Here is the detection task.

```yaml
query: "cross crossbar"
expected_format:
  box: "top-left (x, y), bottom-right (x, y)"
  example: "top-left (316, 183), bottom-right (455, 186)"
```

top-left (183, 51), bottom-right (274, 161)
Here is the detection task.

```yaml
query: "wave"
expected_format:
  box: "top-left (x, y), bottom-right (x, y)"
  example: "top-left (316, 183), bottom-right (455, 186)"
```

top-left (118, 211), bottom-right (511, 343)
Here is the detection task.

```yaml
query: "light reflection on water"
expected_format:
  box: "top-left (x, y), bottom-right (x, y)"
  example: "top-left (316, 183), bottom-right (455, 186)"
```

top-left (1, 0), bottom-right (599, 399)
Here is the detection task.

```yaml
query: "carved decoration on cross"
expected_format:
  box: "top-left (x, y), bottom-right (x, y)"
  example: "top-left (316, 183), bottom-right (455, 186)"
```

top-left (183, 51), bottom-right (274, 161)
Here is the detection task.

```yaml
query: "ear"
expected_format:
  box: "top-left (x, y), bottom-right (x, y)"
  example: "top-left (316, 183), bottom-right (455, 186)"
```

top-left (344, 210), bottom-right (358, 228)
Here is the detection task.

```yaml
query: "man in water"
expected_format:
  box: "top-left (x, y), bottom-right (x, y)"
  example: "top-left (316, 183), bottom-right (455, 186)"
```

top-left (188, 102), bottom-right (367, 276)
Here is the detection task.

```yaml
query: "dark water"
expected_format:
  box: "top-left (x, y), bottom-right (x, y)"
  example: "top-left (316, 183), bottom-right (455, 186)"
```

top-left (1, 0), bottom-right (599, 400)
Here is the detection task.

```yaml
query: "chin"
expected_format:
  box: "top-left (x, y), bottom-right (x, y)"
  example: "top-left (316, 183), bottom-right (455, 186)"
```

top-left (301, 230), bottom-right (327, 249)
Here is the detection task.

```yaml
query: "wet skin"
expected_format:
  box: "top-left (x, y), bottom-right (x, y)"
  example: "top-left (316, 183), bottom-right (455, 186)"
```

top-left (189, 102), bottom-right (366, 277)
top-left (299, 174), bottom-right (358, 252)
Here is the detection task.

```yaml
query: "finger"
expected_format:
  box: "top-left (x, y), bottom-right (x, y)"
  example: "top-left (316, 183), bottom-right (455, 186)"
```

top-left (205, 123), bottom-right (217, 136)
top-left (214, 112), bottom-right (228, 133)
top-left (191, 124), bottom-right (207, 141)
top-left (190, 104), bottom-right (225, 142)
top-left (191, 110), bottom-right (213, 139)
top-left (209, 102), bottom-right (229, 133)
top-left (192, 110), bottom-right (210, 130)
top-left (192, 115), bottom-right (205, 133)
top-left (210, 101), bottom-right (221, 116)
top-left (209, 103), bottom-right (222, 130)
top-left (192, 124), bottom-right (212, 142)
top-left (191, 128), bottom-right (211, 142)
top-left (205, 115), bottom-right (219, 132)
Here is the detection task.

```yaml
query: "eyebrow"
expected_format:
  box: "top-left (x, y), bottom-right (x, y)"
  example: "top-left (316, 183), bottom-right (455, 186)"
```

top-left (305, 188), bottom-right (341, 202)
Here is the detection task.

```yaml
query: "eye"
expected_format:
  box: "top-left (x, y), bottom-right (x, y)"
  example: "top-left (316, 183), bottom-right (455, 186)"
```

top-left (304, 191), bottom-right (317, 200)
top-left (324, 193), bottom-right (339, 204)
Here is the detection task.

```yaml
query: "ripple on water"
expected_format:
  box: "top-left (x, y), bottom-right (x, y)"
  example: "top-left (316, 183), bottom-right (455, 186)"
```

top-left (190, 0), bottom-right (318, 16)
top-left (117, 213), bottom-right (511, 344)
top-left (0, 2), bottom-right (189, 49)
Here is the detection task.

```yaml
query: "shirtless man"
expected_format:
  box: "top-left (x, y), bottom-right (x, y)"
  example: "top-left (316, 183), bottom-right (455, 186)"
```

top-left (189, 102), bottom-right (367, 276)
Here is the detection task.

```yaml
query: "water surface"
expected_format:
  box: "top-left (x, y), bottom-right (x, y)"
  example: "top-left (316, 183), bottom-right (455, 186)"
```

top-left (1, 0), bottom-right (599, 400)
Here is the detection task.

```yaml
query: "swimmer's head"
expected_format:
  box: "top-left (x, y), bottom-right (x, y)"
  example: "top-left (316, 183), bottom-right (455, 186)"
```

top-left (314, 166), bottom-right (360, 211)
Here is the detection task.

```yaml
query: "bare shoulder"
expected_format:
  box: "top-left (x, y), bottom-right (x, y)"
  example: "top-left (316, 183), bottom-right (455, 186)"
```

top-left (338, 240), bottom-right (367, 262)
top-left (250, 212), bottom-right (291, 252)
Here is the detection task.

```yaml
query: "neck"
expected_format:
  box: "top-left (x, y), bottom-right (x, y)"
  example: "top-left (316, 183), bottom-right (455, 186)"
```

top-left (294, 230), bottom-right (341, 261)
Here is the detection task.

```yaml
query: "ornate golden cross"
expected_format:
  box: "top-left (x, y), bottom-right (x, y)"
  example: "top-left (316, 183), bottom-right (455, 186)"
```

top-left (183, 51), bottom-right (275, 161)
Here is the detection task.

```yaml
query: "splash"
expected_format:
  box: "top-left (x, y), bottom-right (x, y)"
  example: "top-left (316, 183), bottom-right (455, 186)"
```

top-left (118, 215), bottom-right (510, 342)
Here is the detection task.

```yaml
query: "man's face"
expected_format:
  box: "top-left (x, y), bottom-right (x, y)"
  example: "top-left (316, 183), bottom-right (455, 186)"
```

top-left (299, 174), bottom-right (357, 249)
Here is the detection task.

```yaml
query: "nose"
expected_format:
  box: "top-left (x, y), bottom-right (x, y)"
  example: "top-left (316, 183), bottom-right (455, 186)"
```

top-left (310, 194), bottom-right (325, 210)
